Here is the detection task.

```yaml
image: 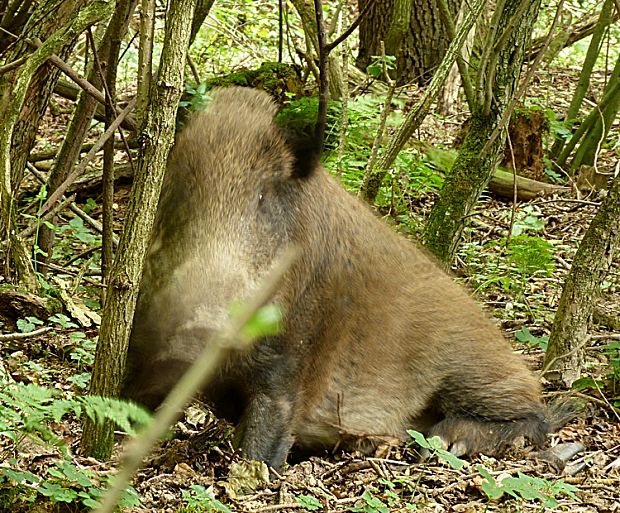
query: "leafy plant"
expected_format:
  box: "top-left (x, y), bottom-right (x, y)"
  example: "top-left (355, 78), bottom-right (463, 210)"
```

top-left (515, 327), bottom-right (549, 351)
top-left (297, 494), bottom-right (322, 511)
top-left (352, 490), bottom-right (389, 513)
top-left (506, 235), bottom-right (555, 280)
top-left (68, 332), bottom-right (96, 367)
top-left (57, 215), bottom-right (98, 244)
top-left (0, 460), bottom-right (141, 510)
top-left (0, 382), bottom-right (150, 453)
top-left (49, 312), bottom-right (78, 329)
top-left (366, 54), bottom-right (397, 78)
top-left (407, 430), bottom-right (467, 469)
top-left (16, 315), bottom-right (44, 333)
top-left (180, 484), bottom-right (231, 513)
top-left (544, 108), bottom-right (573, 143)
top-left (477, 465), bottom-right (578, 508)
top-left (511, 214), bottom-right (545, 236)
top-left (67, 372), bottom-right (91, 389)
top-left (0, 380), bottom-right (150, 510)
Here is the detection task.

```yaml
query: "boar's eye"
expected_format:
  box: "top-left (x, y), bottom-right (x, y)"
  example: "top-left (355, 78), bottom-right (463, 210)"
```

top-left (258, 192), bottom-right (265, 206)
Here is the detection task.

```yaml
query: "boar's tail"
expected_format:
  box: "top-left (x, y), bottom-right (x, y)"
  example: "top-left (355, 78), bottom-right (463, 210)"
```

top-left (544, 397), bottom-right (583, 431)
top-left (426, 397), bottom-right (581, 457)
top-left (427, 412), bottom-right (548, 457)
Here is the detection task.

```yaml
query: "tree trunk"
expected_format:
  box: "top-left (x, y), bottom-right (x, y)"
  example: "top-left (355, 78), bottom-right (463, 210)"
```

top-left (289, 0), bottom-right (342, 98)
top-left (80, 0), bottom-right (198, 460)
top-left (423, 0), bottom-right (542, 265)
top-left (0, 0), bottom-right (92, 192)
top-left (189, 0), bottom-right (215, 45)
top-left (569, 54), bottom-right (620, 171)
top-left (0, 0), bottom-right (114, 288)
top-left (37, 0), bottom-right (138, 274)
top-left (424, 113), bottom-right (504, 262)
top-left (550, 0), bottom-right (614, 160)
top-left (543, 170), bottom-right (620, 387)
top-left (358, 0), bottom-right (458, 85)
top-left (101, 0), bottom-right (138, 291)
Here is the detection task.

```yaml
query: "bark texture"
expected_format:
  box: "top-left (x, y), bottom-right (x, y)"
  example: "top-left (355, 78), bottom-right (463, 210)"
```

top-left (543, 171), bottom-right (620, 387)
top-left (0, 0), bottom-right (91, 192)
top-left (358, 0), bottom-right (458, 85)
top-left (80, 0), bottom-right (198, 460)
top-left (423, 0), bottom-right (542, 265)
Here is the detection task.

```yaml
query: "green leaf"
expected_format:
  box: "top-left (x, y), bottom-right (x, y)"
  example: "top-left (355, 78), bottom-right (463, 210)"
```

top-left (38, 481), bottom-right (78, 503)
top-left (297, 494), bottom-right (322, 511)
top-left (16, 316), bottom-right (43, 333)
top-left (434, 448), bottom-right (467, 469)
top-left (49, 313), bottom-right (78, 329)
top-left (477, 465), bottom-right (504, 500)
top-left (55, 461), bottom-right (93, 488)
top-left (515, 328), bottom-right (548, 351)
top-left (238, 304), bottom-right (282, 340)
top-left (407, 429), bottom-right (431, 449)
top-left (0, 468), bottom-right (41, 485)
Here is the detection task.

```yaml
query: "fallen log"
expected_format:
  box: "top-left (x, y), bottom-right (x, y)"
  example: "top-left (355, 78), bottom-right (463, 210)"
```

top-left (490, 169), bottom-right (571, 201)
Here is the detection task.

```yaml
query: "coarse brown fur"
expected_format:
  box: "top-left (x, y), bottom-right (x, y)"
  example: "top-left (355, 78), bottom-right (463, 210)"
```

top-left (122, 87), bottom-right (553, 469)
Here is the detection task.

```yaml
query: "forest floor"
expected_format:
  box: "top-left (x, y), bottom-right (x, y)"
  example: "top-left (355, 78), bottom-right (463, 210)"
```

top-left (1, 67), bottom-right (619, 512)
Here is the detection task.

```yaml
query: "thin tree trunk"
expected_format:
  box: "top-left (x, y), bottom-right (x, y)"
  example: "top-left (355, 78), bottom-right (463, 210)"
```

top-left (136, 0), bottom-right (155, 129)
top-left (543, 170), bottom-right (620, 387)
top-left (101, 2), bottom-right (137, 294)
top-left (289, 0), bottom-right (343, 98)
top-left (80, 0), bottom-right (198, 460)
top-left (0, 0), bottom-right (114, 288)
top-left (569, 54), bottom-right (620, 171)
top-left (557, 71), bottom-right (620, 169)
top-left (0, 0), bottom-right (91, 192)
top-left (38, 0), bottom-right (138, 274)
top-left (422, 0), bottom-right (542, 265)
top-left (358, 0), bottom-right (485, 204)
top-left (550, 0), bottom-right (613, 160)
top-left (189, 0), bottom-right (215, 45)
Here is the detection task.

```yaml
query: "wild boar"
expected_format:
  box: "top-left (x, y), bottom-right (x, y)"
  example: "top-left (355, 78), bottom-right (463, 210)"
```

top-left (122, 86), bottom-right (553, 469)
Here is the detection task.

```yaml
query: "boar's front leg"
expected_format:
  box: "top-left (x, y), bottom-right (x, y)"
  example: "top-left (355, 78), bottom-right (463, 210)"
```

top-left (236, 392), bottom-right (295, 470)
top-left (234, 340), bottom-right (299, 470)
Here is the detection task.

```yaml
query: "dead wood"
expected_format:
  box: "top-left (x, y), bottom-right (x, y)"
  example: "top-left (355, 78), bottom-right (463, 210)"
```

top-left (490, 169), bottom-right (570, 201)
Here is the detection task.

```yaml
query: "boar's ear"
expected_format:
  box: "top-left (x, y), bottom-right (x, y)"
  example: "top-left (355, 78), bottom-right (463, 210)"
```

top-left (278, 124), bottom-right (321, 179)
top-left (289, 133), bottom-right (322, 179)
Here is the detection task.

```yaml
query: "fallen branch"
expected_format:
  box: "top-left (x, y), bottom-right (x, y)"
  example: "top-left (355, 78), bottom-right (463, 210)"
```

top-left (0, 327), bottom-right (52, 341)
top-left (27, 163), bottom-right (119, 247)
top-left (28, 38), bottom-right (138, 131)
top-left (490, 169), bottom-right (570, 201)
top-left (53, 80), bottom-right (136, 131)
top-left (39, 98), bottom-right (136, 216)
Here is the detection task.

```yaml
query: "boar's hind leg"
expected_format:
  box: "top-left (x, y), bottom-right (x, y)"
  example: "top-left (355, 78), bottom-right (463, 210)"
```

top-left (427, 378), bottom-right (549, 456)
top-left (235, 392), bottom-right (295, 470)
top-left (427, 413), bottom-right (549, 457)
